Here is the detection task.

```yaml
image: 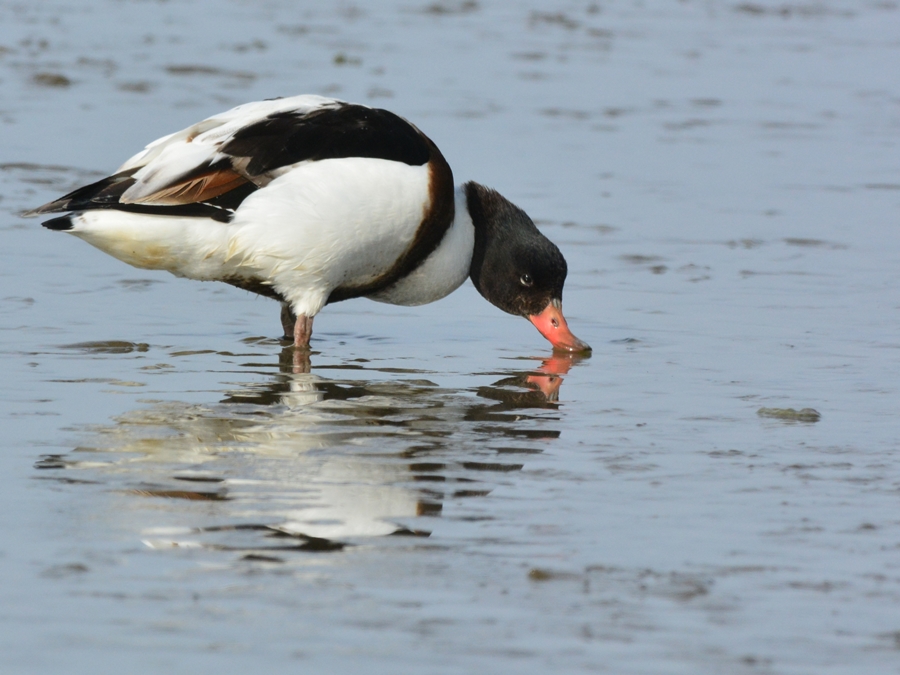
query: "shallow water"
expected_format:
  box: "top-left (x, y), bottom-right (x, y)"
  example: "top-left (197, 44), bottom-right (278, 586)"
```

top-left (2, 1), bottom-right (900, 672)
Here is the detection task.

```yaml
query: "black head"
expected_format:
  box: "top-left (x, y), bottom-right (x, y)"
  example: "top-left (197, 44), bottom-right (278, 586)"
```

top-left (465, 182), bottom-right (590, 352)
top-left (465, 182), bottom-right (566, 316)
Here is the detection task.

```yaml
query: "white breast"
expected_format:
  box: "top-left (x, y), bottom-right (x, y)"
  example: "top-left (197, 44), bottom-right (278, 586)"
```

top-left (369, 187), bottom-right (474, 306)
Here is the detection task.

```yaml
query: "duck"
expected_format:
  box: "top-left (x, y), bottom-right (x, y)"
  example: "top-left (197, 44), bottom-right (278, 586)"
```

top-left (25, 94), bottom-right (590, 353)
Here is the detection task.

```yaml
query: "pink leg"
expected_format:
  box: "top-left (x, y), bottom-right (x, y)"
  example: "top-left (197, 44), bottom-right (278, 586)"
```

top-left (292, 314), bottom-right (313, 374)
top-left (293, 314), bottom-right (314, 349)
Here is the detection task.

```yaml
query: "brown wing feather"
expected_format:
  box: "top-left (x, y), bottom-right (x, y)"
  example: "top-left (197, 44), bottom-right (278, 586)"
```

top-left (124, 167), bottom-right (249, 205)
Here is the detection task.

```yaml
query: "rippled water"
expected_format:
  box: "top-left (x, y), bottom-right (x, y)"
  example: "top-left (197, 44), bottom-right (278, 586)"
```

top-left (2, 1), bottom-right (900, 673)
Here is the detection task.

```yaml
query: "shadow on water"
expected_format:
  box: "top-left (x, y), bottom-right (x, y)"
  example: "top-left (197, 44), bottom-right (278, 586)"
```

top-left (35, 348), bottom-right (588, 561)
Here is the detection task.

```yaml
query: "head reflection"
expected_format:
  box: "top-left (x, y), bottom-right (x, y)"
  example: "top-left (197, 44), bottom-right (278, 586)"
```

top-left (527, 354), bottom-right (577, 400)
top-left (472, 353), bottom-right (582, 413)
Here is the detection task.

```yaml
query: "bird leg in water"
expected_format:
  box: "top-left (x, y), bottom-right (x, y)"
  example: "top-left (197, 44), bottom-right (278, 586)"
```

top-left (280, 303), bottom-right (297, 340)
top-left (279, 303), bottom-right (312, 371)
top-left (293, 314), bottom-right (314, 350)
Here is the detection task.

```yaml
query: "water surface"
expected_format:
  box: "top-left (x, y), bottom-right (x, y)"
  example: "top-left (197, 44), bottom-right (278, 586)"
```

top-left (2, 1), bottom-right (900, 673)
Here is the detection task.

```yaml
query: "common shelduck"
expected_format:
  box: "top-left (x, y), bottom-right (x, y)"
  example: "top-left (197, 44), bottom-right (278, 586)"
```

top-left (25, 95), bottom-right (590, 353)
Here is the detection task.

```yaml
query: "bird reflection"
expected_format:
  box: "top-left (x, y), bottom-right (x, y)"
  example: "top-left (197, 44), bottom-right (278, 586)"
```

top-left (233, 347), bottom-right (584, 411)
top-left (36, 347), bottom-right (588, 558)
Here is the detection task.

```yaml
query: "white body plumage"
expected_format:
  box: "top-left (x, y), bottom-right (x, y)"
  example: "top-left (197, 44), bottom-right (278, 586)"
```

top-left (69, 160), bottom-right (473, 318)
top-left (56, 95), bottom-right (473, 318)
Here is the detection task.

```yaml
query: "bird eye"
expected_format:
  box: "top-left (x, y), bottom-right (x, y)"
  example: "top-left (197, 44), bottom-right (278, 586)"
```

top-left (520, 273), bottom-right (533, 287)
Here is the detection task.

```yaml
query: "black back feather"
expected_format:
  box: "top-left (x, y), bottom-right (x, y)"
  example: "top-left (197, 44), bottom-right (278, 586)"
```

top-left (223, 104), bottom-right (431, 176)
